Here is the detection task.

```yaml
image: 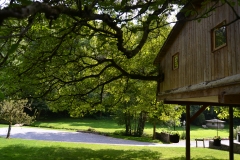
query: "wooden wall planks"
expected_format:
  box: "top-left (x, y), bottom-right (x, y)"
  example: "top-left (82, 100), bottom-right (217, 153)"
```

top-left (159, 1), bottom-right (240, 92)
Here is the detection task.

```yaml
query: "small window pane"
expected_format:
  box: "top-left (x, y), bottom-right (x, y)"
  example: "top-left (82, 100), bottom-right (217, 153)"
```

top-left (172, 53), bottom-right (179, 70)
top-left (214, 26), bottom-right (226, 48)
top-left (212, 21), bottom-right (227, 51)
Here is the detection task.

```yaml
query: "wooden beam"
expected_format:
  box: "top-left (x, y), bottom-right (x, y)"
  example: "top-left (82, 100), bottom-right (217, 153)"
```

top-left (186, 105), bottom-right (190, 160)
top-left (190, 105), bottom-right (208, 123)
top-left (220, 94), bottom-right (240, 104)
top-left (164, 100), bottom-right (240, 106)
top-left (158, 74), bottom-right (240, 96)
top-left (229, 106), bottom-right (234, 160)
top-left (158, 84), bottom-right (240, 103)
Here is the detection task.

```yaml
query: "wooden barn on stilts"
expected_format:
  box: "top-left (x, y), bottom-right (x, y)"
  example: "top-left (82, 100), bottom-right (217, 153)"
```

top-left (154, 0), bottom-right (240, 159)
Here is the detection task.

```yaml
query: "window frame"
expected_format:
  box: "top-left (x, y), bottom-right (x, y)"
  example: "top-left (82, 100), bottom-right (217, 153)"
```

top-left (172, 52), bottom-right (179, 70)
top-left (211, 21), bottom-right (227, 52)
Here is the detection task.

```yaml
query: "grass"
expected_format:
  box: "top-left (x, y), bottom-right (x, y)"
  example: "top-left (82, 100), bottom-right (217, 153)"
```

top-left (0, 124), bottom-right (8, 128)
top-left (0, 137), bottom-right (239, 160)
top-left (32, 118), bottom-right (122, 132)
top-left (31, 118), bottom-right (231, 141)
top-left (0, 118), bottom-right (238, 159)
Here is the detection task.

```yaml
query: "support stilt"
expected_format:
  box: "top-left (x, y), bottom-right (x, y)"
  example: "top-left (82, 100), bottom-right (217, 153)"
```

top-left (229, 106), bottom-right (234, 160)
top-left (186, 105), bottom-right (190, 160)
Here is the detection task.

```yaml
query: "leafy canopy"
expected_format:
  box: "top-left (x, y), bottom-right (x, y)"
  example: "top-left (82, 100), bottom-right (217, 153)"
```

top-left (0, 0), bottom-right (239, 114)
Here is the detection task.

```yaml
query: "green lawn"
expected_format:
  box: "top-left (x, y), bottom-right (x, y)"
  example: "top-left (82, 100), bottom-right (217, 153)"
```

top-left (0, 137), bottom-right (239, 160)
top-left (31, 118), bottom-right (231, 140)
top-left (0, 118), bottom-right (238, 159)
top-left (32, 118), bottom-right (122, 132)
top-left (0, 124), bottom-right (7, 128)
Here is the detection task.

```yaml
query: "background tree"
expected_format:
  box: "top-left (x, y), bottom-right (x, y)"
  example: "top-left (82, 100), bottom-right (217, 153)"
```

top-left (190, 105), bottom-right (206, 126)
top-left (213, 106), bottom-right (240, 121)
top-left (112, 80), bottom-right (156, 136)
top-left (0, 99), bottom-right (36, 138)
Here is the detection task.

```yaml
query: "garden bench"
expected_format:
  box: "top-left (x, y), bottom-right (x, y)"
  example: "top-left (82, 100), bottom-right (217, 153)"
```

top-left (195, 138), bottom-right (205, 148)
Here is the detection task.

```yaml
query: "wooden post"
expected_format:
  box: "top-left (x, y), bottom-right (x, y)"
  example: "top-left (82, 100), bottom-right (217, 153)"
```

top-left (229, 106), bottom-right (234, 160)
top-left (186, 104), bottom-right (190, 160)
top-left (190, 105), bottom-right (208, 123)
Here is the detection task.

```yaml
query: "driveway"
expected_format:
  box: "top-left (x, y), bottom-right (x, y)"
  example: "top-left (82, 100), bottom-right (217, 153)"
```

top-left (0, 127), bottom-right (162, 146)
top-left (0, 126), bottom-right (212, 147)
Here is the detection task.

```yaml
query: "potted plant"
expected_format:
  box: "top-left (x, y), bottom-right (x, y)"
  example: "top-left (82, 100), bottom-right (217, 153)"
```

top-left (169, 131), bottom-right (180, 143)
top-left (213, 115), bottom-right (221, 146)
top-left (213, 136), bottom-right (221, 146)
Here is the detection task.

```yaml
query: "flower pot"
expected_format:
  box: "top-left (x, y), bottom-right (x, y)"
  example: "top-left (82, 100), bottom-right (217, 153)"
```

top-left (213, 139), bottom-right (221, 146)
top-left (169, 134), bottom-right (180, 143)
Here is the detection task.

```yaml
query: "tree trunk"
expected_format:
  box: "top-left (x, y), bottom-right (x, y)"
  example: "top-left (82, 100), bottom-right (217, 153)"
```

top-left (136, 111), bottom-right (147, 136)
top-left (36, 109), bottom-right (42, 120)
top-left (153, 121), bottom-right (156, 139)
top-left (128, 113), bottom-right (132, 135)
top-left (134, 111), bottom-right (137, 134)
top-left (6, 122), bottom-right (12, 139)
top-left (125, 112), bottom-right (131, 136)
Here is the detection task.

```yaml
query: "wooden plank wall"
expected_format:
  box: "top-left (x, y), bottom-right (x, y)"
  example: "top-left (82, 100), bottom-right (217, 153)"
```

top-left (160, 1), bottom-right (240, 92)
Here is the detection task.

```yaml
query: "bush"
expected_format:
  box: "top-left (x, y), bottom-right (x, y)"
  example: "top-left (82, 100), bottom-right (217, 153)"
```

top-left (180, 131), bottom-right (186, 140)
top-left (113, 130), bottom-right (125, 136)
top-left (234, 126), bottom-right (240, 139)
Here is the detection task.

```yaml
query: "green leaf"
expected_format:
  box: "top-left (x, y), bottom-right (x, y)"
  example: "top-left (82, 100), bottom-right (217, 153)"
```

top-left (8, 43), bottom-right (19, 54)
top-left (0, 92), bottom-right (4, 100)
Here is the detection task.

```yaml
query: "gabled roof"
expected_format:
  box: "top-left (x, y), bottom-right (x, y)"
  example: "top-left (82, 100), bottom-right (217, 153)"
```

top-left (153, 0), bottom-right (203, 64)
top-left (153, 18), bottom-right (186, 64)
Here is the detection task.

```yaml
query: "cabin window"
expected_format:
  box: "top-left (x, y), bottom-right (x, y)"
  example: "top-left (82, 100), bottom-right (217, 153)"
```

top-left (172, 53), bottom-right (179, 70)
top-left (212, 21), bottom-right (227, 51)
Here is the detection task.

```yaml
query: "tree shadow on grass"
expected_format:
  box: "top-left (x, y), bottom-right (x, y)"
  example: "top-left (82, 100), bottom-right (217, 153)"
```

top-left (0, 144), bottom-right (162, 160)
top-left (0, 144), bottom-right (227, 160)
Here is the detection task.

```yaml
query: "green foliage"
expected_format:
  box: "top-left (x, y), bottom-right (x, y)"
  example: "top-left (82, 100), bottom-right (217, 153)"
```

top-left (161, 130), bottom-right (180, 136)
top-left (0, 98), bottom-right (36, 138)
top-left (234, 126), bottom-right (240, 139)
top-left (151, 102), bottom-right (184, 128)
top-left (195, 113), bottom-right (205, 126)
top-left (190, 105), bottom-right (206, 126)
top-left (180, 131), bottom-right (186, 140)
top-left (0, 0), bottom-right (172, 117)
top-left (213, 136), bottom-right (221, 140)
top-left (212, 106), bottom-right (240, 119)
top-left (0, 99), bottom-right (35, 125)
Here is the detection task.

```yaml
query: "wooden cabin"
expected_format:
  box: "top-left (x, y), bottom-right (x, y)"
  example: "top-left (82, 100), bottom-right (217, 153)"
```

top-left (154, 1), bottom-right (240, 104)
top-left (154, 0), bottom-right (240, 159)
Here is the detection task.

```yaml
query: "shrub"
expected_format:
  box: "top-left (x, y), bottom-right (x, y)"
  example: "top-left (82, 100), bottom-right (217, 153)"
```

top-left (234, 126), bottom-right (240, 139)
top-left (180, 131), bottom-right (186, 140)
top-left (113, 130), bottom-right (125, 136)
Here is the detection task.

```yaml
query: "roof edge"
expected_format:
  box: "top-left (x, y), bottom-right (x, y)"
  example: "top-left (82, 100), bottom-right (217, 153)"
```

top-left (153, 0), bottom-right (204, 65)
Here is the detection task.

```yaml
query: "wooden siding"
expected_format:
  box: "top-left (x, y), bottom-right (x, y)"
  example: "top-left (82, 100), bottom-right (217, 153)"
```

top-left (159, 1), bottom-right (240, 93)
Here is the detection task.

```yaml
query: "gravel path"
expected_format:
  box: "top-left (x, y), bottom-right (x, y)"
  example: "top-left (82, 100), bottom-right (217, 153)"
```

top-left (0, 126), bottom-right (226, 147)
